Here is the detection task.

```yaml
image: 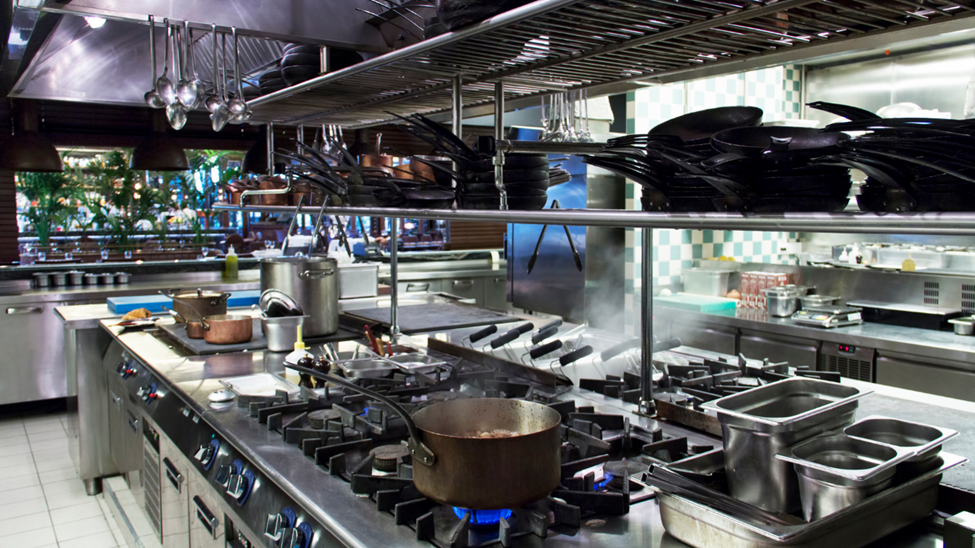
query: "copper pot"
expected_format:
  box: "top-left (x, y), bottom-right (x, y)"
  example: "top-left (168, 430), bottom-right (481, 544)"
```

top-left (359, 154), bottom-right (395, 168)
top-left (307, 370), bottom-right (562, 510)
top-left (186, 321), bottom-right (206, 339)
top-left (259, 176), bottom-right (289, 206)
top-left (200, 314), bottom-right (253, 345)
top-left (165, 290), bottom-right (230, 324)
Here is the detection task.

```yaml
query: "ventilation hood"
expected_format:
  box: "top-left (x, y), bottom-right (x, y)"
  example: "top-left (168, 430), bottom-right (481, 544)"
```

top-left (8, 0), bottom-right (392, 108)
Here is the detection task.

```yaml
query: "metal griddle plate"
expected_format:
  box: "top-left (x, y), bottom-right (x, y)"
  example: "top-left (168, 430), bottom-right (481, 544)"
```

top-left (658, 452), bottom-right (966, 548)
top-left (341, 302), bottom-right (513, 334)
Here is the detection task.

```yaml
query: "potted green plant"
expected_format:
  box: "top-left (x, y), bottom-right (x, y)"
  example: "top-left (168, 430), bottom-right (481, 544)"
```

top-left (16, 167), bottom-right (81, 247)
top-left (82, 150), bottom-right (160, 247)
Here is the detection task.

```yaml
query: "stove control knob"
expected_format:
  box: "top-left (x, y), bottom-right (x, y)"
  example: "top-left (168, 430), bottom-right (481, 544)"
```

top-left (225, 473), bottom-right (249, 500)
top-left (214, 464), bottom-right (233, 487)
top-left (117, 360), bottom-right (137, 379)
top-left (137, 382), bottom-right (158, 404)
top-left (283, 527), bottom-right (303, 548)
top-left (264, 514), bottom-right (285, 542)
top-left (194, 443), bottom-right (216, 467)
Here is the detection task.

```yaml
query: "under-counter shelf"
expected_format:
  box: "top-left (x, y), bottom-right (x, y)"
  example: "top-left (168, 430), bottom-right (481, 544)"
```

top-left (247, 0), bottom-right (975, 127)
top-left (214, 203), bottom-right (975, 235)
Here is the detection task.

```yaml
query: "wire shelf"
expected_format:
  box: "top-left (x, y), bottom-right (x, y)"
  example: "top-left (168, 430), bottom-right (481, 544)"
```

top-left (247, 0), bottom-right (975, 127)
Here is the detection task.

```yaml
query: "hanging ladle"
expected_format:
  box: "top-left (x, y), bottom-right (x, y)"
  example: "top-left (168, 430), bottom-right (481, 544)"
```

top-left (144, 15), bottom-right (165, 108)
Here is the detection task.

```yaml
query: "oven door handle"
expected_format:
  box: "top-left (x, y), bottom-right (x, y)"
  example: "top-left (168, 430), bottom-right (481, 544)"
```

top-left (163, 457), bottom-right (183, 493)
top-left (193, 496), bottom-right (219, 539)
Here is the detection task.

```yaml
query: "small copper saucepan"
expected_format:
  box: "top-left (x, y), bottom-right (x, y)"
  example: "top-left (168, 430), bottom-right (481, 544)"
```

top-left (200, 314), bottom-right (253, 345)
top-left (161, 306), bottom-right (206, 339)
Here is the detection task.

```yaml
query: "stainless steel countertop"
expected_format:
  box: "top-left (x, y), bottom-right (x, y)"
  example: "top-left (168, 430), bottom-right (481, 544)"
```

top-left (101, 314), bottom-right (968, 548)
top-left (379, 267), bottom-right (507, 282)
top-left (2, 272), bottom-right (260, 304)
top-left (662, 305), bottom-right (975, 365)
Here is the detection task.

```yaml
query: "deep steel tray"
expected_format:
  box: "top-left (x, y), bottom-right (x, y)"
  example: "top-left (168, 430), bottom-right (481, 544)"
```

top-left (657, 452), bottom-right (966, 548)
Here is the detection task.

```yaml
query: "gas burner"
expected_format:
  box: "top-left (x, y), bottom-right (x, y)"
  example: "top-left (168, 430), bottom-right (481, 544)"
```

top-left (370, 444), bottom-right (411, 472)
top-left (602, 459), bottom-right (645, 490)
top-left (308, 409), bottom-right (341, 429)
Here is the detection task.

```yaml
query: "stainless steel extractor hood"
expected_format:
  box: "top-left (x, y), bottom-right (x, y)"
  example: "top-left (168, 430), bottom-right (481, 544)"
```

top-left (8, 0), bottom-right (392, 107)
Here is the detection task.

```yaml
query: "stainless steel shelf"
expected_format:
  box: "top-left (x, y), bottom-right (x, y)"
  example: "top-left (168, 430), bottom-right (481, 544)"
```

top-left (246, 0), bottom-right (975, 127)
top-left (214, 204), bottom-right (975, 235)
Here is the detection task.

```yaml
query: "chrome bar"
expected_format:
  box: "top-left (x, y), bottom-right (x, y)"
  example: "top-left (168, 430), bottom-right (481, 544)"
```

top-left (494, 80), bottom-right (508, 211)
top-left (213, 205), bottom-right (975, 236)
top-left (639, 227), bottom-right (655, 417)
top-left (266, 122), bottom-right (275, 177)
top-left (499, 140), bottom-right (607, 155)
top-left (451, 74), bottom-right (463, 177)
top-left (389, 218), bottom-right (400, 342)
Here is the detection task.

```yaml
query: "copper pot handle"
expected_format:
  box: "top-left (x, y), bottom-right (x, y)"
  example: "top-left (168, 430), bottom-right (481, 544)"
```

top-left (201, 317), bottom-right (211, 331)
top-left (287, 362), bottom-right (435, 466)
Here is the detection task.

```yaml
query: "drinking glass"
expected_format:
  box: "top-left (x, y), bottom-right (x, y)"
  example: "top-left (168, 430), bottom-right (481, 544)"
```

top-left (101, 249), bottom-right (109, 261)
top-left (201, 246), bottom-right (209, 257)
top-left (37, 251), bottom-right (46, 261)
top-left (124, 250), bottom-right (133, 260)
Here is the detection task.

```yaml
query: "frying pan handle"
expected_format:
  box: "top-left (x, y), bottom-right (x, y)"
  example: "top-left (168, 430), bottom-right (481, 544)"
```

top-left (530, 339), bottom-right (562, 360)
top-left (288, 363), bottom-right (436, 466)
top-left (531, 324), bottom-right (559, 345)
top-left (559, 345), bottom-right (593, 366)
top-left (600, 339), bottom-right (640, 362)
top-left (469, 325), bottom-right (498, 343)
top-left (806, 101), bottom-right (880, 122)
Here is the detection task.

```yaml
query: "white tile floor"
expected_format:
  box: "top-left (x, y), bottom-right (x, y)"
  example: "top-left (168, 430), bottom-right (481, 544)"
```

top-left (0, 412), bottom-right (129, 548)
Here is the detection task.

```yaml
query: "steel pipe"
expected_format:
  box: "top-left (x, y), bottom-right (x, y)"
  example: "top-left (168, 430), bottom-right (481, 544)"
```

top-left (494, 81), bottom-right (508, 211)
top-left (389, 218), bottom-right (400, 342)
top-left (639, 227), bottom-right (655, 416)
top-left (214, 205), bottom-right (975, 236)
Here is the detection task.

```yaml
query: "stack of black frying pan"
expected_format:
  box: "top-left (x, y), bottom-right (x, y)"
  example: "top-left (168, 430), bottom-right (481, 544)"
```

top-left (586, 105), bottom-right (854, 213)
top-left (258, 44), bottom-right (363, 96)
top-left (808, 102), bottom-right (975, 212)
top-left (589, 102), bottom-right (975, 213)
top-left (394, 113), bottom-right (550, 210)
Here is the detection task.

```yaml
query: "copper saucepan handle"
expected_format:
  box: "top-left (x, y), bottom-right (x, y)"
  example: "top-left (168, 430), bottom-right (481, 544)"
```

top-left (286, 362), bottom-right (436, 466)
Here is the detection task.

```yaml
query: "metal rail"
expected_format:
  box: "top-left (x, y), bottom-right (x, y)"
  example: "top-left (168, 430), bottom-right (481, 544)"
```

top-left (245, 0), bottom-right (975, 127)
top-left (214, 205), bottom-right (975, 236)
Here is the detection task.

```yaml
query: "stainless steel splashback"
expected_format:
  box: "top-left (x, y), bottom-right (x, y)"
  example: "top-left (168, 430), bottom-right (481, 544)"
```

top-left (725, 262), bottom-right (975, 314)
top-left (805, 40), bottom-right (975, 125)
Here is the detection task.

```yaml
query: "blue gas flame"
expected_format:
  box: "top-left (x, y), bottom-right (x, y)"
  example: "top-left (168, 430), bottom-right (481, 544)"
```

top-left (594, 473), bottom-right (613, 491)
top-left (452, 508), bottom-right (513, 525)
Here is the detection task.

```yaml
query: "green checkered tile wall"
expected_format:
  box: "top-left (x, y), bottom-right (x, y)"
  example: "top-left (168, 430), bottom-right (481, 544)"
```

top-left (623, 65), bottom-right (804, 335)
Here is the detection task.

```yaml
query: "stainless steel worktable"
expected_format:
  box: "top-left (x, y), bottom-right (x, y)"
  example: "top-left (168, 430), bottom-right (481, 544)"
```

top-left (658, 305), bottom-right (975, 364)
top-left (100, 315), bottom-right (971, 548)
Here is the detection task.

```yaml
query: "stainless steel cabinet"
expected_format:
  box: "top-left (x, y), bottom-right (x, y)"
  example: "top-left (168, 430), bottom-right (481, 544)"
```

top-left (396, 280), bottom-right (442, 295)
top-left (739, 330), bottom-right (820, 368)
top-left (671, 321), bottom-right (737, 355)
top-left (444, 278), bottom-right (484, 302)
top-left (485, 276), bottom-right (507, 309)
top-left (160, 439), bottom-right (190, 548)
top-left (189, 472), bottom-right (226, 548)
top-left (876, 350), bottom-right (975, 402)
top-left (0, 301), bottom-right (67, 404)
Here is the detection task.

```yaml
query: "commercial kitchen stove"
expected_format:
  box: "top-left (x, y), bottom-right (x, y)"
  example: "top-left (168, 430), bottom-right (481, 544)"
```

top-left (100, 318), bottom-right (961, 548)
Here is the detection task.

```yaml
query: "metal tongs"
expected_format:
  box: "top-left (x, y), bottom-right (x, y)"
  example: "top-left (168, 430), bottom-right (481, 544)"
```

top-left (527, 200), bottom-right (583, 274)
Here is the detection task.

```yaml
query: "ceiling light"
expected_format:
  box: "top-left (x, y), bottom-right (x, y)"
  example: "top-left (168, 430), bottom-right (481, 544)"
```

top-left (130, 110), bottom-right (189, 171)
top-left (0, 100), bottom-right (63, 172)
top-left (85, 17), bottom-right (106, 29)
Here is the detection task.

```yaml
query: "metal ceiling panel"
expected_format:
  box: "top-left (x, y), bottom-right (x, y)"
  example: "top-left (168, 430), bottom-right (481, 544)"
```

top-left (37, 0), bottom-right (390, 53)
top-left (9, 14), bottom-right (284, 106)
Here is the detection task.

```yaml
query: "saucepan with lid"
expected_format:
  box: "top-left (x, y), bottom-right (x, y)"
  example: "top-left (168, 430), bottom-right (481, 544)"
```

top-left (289, 362), bottom-right (562, 510)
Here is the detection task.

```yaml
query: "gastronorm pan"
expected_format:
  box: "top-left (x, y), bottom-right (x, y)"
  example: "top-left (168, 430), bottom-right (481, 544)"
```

top-left (700, 378), bottom-right (871, 513)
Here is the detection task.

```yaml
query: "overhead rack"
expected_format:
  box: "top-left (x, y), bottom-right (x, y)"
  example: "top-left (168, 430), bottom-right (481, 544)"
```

top-left (247, 0), bottom-right (975, 127)
top-left (213, 204), bottom-right (975, 236)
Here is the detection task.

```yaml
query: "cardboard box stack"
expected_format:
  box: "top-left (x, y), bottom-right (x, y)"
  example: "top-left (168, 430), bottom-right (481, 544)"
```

top-left (741, 271), bottom-right (791, 309)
